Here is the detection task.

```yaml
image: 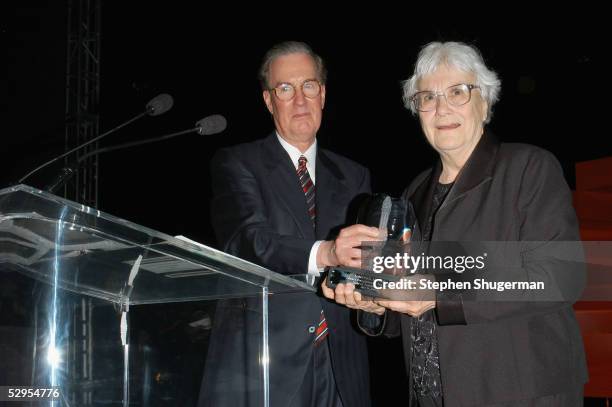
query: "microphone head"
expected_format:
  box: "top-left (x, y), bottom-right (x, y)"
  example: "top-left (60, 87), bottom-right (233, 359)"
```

top-left (196, 114), bottom-right (227, 135)
top-left (146, 93), bottom-right (174, 116)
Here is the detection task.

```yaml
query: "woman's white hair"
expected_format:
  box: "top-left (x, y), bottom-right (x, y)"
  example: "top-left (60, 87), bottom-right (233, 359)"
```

top-left (402, 41), bottom-right (501, 124)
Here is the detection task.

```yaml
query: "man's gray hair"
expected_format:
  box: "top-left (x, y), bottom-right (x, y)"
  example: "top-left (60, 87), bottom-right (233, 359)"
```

top-left (259, 41), bottom-right (327, 90)
top-left (402, 41), bottom-right (501, 124)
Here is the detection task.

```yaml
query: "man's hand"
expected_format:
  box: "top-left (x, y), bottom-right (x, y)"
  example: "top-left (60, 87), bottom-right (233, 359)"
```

top-left (322, 278), bottom-right (386, 315)
top-left (317, 224), bottom-right (384, 268)
top-left (374, 299), bottom-right (436, 318)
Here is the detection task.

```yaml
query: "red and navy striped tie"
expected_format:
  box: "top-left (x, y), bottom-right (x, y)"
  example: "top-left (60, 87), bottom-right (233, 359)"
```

top-left (297, 156), bottom-right (328, 344)
top-left (314, 309), bottom-right (329, 345)
top-left (297, 155), bottom-right (316, 227)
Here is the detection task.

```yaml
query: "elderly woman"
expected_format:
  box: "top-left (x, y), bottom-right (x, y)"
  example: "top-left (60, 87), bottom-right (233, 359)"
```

top-left (322, 42), bottom-right (587, 406)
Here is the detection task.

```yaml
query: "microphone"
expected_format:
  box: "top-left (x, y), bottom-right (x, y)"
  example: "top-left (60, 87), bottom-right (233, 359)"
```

top-left (146, 93), bottom-right (174, 116)
top-left (196, 114), bottom-right (227, 135)
top-left (76, 114), bottom-right (227, 161)
top-left (18, 93), bottom-right (174, 188)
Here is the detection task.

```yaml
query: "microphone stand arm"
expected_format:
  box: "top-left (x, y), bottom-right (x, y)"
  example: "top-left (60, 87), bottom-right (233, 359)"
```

top-left (77, 127), bottom-right (198, 163)
top-left (18, 111), bottom-right (147, 184)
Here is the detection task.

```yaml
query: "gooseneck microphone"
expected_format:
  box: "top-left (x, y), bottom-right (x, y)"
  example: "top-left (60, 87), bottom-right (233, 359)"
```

top-left (195, 114), bottom-right (227, 136)
top-left (145, 93), bottom-right (174, 117)
top-left (75, 114), bottom-right (227, 162)
top-left (17, 93), bottom-right (174, 186)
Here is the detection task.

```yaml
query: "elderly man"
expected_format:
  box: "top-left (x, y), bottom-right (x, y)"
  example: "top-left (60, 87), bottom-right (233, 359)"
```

top-left (198, 41), bottom-right (373, 407)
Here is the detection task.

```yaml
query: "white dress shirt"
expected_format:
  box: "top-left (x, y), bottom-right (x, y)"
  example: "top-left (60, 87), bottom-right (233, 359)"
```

top-left (276, 133), bottom-right (324, 280)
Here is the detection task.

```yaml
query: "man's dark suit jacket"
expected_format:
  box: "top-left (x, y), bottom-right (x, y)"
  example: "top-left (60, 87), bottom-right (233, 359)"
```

top-left (361, 133), bottom-right (588, 406)
top-left (199, 133), bottom-right (372, 407)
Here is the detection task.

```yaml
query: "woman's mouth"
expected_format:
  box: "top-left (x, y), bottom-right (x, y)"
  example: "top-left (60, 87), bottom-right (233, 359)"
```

top-left (436, 123), bottom-right (460, 130)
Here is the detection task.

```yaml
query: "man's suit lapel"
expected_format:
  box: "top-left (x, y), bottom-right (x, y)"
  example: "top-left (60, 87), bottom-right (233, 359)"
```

top-left (315, 149), bottom-right (347, 240)
top-left (262, 134), bottom-right (315, 240)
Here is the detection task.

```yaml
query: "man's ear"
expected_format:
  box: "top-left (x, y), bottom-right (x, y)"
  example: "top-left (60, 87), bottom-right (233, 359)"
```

top-left (320, 84), bottom-right (326, 110)
top-left (263, 90), bottom-right (274, 114)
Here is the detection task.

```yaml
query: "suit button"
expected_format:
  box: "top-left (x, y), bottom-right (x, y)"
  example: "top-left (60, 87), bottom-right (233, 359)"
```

top-left (308, 326), bottom-right (316, 334)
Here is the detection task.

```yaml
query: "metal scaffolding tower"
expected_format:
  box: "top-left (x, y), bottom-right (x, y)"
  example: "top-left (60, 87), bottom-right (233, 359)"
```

top-left (64, 0), bottom-right (101, 208)
top-left (64, 0), bottom-right (101, 404)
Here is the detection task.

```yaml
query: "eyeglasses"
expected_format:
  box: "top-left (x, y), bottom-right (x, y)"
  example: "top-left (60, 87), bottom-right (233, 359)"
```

top-left (268, 79), bottom-right (322, 101)
top-left (410, 83), bottom-right (480, 112)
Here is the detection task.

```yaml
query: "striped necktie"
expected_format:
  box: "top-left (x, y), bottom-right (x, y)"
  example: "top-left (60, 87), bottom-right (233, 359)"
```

top-left (314, 309), bottom-right (329, 345)
top-left (297, 155), bottom-right (316, 227)
top-left (297, 156), bottom-right (328, 344)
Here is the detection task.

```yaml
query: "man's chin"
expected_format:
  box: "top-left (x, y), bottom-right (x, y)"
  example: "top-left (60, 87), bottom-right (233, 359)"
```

top-left (291, 126), bottom-right (317, 139)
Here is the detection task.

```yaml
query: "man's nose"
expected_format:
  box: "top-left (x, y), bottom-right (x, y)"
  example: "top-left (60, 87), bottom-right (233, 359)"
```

top-left (293, 87), bottom-right (307, 105)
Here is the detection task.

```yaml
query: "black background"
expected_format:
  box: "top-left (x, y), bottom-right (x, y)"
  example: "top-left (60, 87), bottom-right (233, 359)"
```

top-left (4, 5), bottom-right (609, 244)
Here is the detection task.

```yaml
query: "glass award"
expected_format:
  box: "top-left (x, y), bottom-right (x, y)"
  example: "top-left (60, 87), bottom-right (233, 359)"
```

top-left (327, 194), bottom-right (416, 298)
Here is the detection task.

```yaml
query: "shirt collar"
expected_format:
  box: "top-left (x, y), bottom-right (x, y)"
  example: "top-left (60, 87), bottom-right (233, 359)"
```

top-left (276, 132), bottom-right (317, 183)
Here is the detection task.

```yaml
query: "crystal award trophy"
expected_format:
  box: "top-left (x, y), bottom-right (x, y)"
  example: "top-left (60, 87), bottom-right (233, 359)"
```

top-left (327, 194), bottom-right (416, 298)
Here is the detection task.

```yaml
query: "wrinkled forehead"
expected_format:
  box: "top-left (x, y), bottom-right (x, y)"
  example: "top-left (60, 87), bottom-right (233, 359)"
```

top-left (268, 52), bottom-right (318, 86)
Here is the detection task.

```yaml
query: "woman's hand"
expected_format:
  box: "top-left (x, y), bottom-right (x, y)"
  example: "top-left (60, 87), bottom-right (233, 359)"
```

top-left (321, 279), bottom-right (386, 315)
top-left (374, 299), bottom-right (436, 317)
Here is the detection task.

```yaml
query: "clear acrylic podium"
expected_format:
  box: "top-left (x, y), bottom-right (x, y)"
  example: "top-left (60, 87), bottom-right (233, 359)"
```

top-left (0, 184), bottom-right (314, 406)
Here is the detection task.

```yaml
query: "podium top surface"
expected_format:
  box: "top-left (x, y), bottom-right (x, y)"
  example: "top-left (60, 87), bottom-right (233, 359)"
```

top-left (0, 184), bottom-right (315, 304)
